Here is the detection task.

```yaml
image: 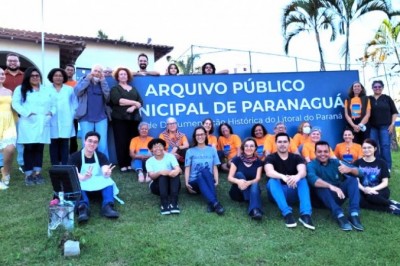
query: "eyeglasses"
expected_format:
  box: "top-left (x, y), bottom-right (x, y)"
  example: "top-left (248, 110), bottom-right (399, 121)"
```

top-left (86, 139), bottom-right (98, 144)
top-left (373, 86), bottom-right (382, 89)
top-left (152, 144), bottom-right (164, 149)
top-left (30, 74), bottom-right (40, 78)
top-left (195, 133), bottom-right (205, 137)
top-left (167, 122), bottom-right (177, 126)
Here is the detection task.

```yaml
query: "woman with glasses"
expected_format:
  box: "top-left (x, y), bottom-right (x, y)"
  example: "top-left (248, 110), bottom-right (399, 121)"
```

top-left (129, 122), bottom-right (153, 182)
top-left (368, 80), bottom-right (398, 170)
top-left (0, 68), bottom-right (16, 189)
top-left (343, 82), bottom-right (370, 144)
top-left (227, 137), bottom-right (263, 220)
top-left (353, 139), bottom-right (400, 215)
top-left (184, 126), bottom-right (225, 215)
top-left (159, 117), bottom-right (189, 167)
top-left (12, 67), bottom-right (55, 186)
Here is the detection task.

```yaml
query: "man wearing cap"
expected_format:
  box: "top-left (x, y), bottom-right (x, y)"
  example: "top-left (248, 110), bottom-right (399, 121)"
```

top-left (265, 132), bottom-right (315, 230)
top-left (264, 122), bottom-right (298, 156)
top-left (306, 140), bottom-right (364, 231)
top-left (146, 138), bottom-right (181, 215)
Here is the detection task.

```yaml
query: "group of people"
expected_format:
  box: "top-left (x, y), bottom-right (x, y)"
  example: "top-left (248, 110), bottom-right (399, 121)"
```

top-left (0, 52), bottom-right (398, 232)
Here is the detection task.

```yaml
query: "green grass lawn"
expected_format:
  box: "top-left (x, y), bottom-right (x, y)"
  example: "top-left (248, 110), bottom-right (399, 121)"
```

top-left (1, 150), bottom-right (400, 265)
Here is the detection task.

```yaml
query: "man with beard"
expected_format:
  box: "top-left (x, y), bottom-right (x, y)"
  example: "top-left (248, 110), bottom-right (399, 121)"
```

top-left (306, 140), bottom-right (364, 231)
top-left (4, 53), bottom-right (24, 91)
top-left (133, 53), bottom-right (160, 76)
top-left (2, 53), bottom-right (24, 173)
top-left (265, 132), bottom-right (314, 230)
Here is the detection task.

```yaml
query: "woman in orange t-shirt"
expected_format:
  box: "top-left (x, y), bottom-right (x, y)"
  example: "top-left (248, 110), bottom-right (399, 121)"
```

top-left (217, 123), bottom-right (241, 172)
top-left (130, 122), bottom-right (153, 182)
top-left (202, 118), bottom-right (218, 148)
top-left (250, 123), bottom-right (269, 159)
top-left (302, 127), bottom-right (335, 163)
top-left (344, 82), bottom-right (371, 144)
top-left (334, 129), bottom-right (363, 163)
top-left (292, 121), bottom-right (312, 151)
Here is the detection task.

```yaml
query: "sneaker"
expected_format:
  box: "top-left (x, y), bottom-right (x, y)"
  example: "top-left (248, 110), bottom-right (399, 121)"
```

top-left (250, 208), bottom-right (263, 221)
top-left (390, 205), bottom-right (400, 215)
top-left (284, 213), bottom-right (297, 228)
top-left (160, 204), bottom-right (171, 215)
top-left (299, 215), bottom-right (315, 230)
top-left (337, 216), bottom-right (352, 231)
top-left (25, 175), bottom-right (35, 186)
top-left (390, 200), bottom-right (400, 209)
top-left (145, 173), bottom-right (151, 183)
top-left (213, 202), bottom-right (225, 215)
top-left (138, 172), bottom-right (145, 183)
top-left (77, 204), bottom-right (89, 223)
top-left (35, 174), bottom-right (45, 185)
top-left (0, 181), bottom-right (8, 190)
top-left (169, 204), bottom-right (181, 214)
top-left (348, 215), bottom-right (364, 231)
top-left (101, 203), bottom-right (119, 218)
top-left (18, 165), bottom-right (24, 174)
top-left (2, 174), bottom-right (10, 186)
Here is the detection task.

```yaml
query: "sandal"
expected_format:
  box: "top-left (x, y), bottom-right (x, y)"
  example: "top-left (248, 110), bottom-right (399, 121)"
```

top-left (120, 167), bottom-right (128, 173)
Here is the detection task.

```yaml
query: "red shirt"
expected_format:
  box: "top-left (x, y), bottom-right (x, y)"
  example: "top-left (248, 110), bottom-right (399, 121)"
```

top-left (4, 69), bottom-right (24, 92)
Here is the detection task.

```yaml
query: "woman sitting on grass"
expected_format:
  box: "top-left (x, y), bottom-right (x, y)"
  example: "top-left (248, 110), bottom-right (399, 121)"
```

top-left (353, 139), bottom-right (400, 215)
top-left (217, 122), bottom-right (241, 172)
top-left (129, 122), bottom-right (153, 183)
top-left (227, 137), bottom-right (263, 220)
top-left (146, 138), bottom-right (181, 215)
top-left (184, 126), bottom-right (225, 215)
top-left (334, 129), bottom-right (363, 163)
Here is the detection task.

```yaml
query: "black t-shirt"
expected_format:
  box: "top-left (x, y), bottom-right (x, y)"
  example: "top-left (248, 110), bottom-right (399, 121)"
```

top-left (68, 150), bottom-right (110, 172)
top-left (369, 95), bottom-right (398, 127)
top-left (353, 158), bottom-right (389, 187)
top-left (265, 153), bottom-right (306, 183)
top-left (231, 156), bottom-right (263, 181)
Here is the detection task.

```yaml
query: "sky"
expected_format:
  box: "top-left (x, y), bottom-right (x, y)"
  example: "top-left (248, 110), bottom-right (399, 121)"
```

top-left (1, 0), bottom-right (397, 75)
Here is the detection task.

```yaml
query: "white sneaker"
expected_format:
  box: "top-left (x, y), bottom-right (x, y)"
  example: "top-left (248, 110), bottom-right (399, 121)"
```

top-left (0, 181), bottom-right (8, 190)
top-left (18, 166), bottom-right (24, 173)
top-left (2, 174), bottom-right (10, 186)
top-left (138, 172), bottom-right (145, 183)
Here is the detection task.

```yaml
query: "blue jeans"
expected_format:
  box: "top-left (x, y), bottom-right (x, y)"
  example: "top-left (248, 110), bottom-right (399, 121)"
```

top-left (79, 185), bottom-right (114, 208)
top-left (189, 168), bottom-right (218, 205)
top-left (131, 159), bottom-right (145, 171)
top-left (370, 126), bottom-right (392, 169)
top-left (313, 177), bottom-right (360, 217)
top-left (79, 119), bottom-right (109, 158)
top-left (267, 178), bottom-right (312, 216)
top-left (229, 172), bottom-right (262, 214)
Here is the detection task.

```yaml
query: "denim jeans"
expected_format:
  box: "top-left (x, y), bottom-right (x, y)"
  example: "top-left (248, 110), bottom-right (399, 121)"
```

top-left (131, 159), bottom-right (145, 171)
top-left (267, 178), bottom-right (312, 216)
top-left (229, 172), bottom-right (262, 214)
top-left (189, 168), bottom-right (218, 206)
top-left (370, 125), bottom-right (392, 169)
top-left (79, 118), bottom-right (109, 158)
top-left (79, 185), bottom-right (114, 208)
top-left (313, 176), bottom-right (360, 217)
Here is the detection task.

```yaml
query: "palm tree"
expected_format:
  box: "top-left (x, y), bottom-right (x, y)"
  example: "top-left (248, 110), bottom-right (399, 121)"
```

top-left (167, 54), bottom-right (200, 74)
top-left (282, 0), bottom-right (337, 71)
top-left (363, 19), bottom-right (400, 70)
top-left (324, 0), bottom-right (391, 70)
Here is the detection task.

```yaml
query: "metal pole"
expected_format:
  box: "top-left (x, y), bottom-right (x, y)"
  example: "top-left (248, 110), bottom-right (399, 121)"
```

top-left (41, 0), bottom-right (45, 83)
top-left (248, 51), bottom-right (252, 73)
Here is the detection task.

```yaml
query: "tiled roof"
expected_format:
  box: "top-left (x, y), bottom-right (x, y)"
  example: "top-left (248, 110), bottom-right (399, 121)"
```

top-left (0, 27), bottom-right (173, 66)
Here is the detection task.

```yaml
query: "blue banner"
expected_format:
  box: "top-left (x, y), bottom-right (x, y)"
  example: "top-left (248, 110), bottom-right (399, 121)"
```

top-left (108, 70), bottom-right (359, 146)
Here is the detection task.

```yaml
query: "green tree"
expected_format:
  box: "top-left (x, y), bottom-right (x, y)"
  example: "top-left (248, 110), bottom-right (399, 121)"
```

top-left (282, 0), bottom-right (337, 71)
top-left (167, 54), bottom-right (200, 74)
top-left (325, 0), bottom-right (391, 70)
top-left (97, 30), bottom-right (108, 40)
top-left (363, 18), bottom-right (400, 70)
